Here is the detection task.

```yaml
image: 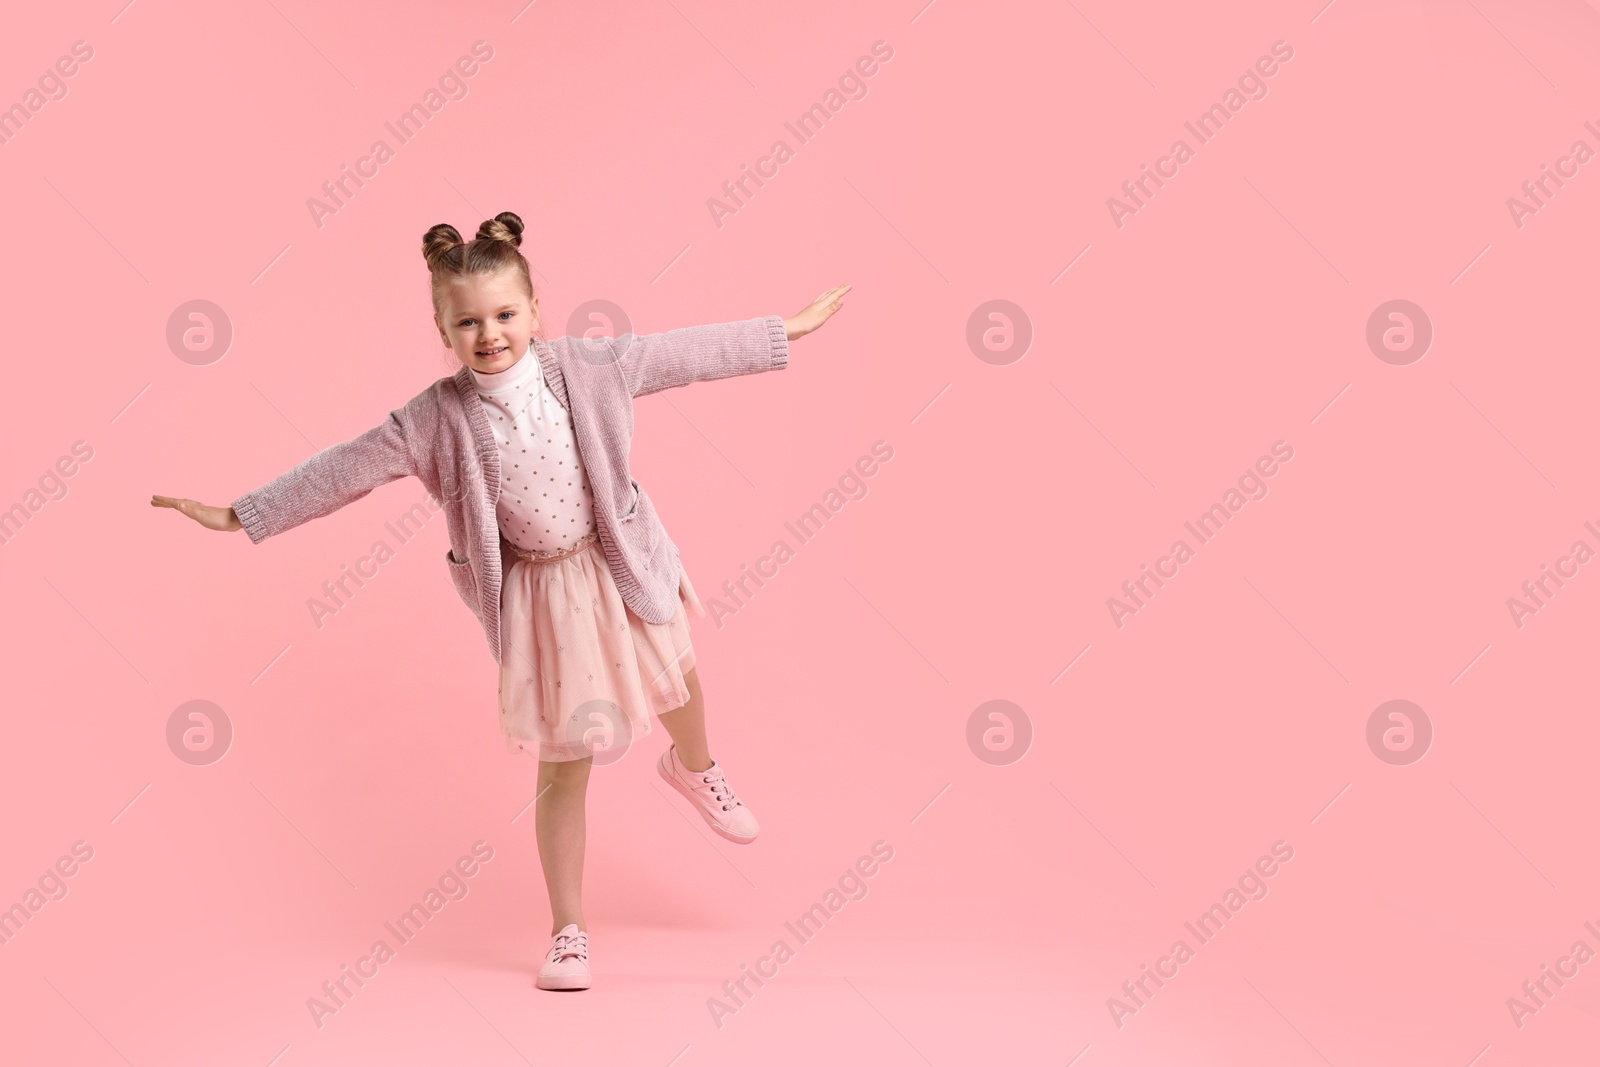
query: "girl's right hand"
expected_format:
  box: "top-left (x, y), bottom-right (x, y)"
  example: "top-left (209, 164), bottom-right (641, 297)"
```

top-left (150, 495), bottom-right (243, 532)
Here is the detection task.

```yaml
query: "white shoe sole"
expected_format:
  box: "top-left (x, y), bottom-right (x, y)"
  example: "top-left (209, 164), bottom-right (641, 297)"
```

top-left (536, 971), bottom-right (591, 991)
top-left (657, 755), bottom-right (758, 844)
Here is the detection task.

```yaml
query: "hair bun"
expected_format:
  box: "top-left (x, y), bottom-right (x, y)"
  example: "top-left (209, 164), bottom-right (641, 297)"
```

top-left (476, 211), bottom-right (523, 248)
top-left (421, 223), bottom-right (464, 269)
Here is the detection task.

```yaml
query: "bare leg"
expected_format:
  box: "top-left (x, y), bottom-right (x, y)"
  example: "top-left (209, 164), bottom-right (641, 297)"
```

top-left (656, 666), bottom-right (712, 772)
top-left (535, 755), bottom-right (592, 935)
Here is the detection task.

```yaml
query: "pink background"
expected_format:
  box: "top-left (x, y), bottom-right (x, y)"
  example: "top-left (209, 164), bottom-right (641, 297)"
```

top-left (3, 0), bottom-right (1600, 1063)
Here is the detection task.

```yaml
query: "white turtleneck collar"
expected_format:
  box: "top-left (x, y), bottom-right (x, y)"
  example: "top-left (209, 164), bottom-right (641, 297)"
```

top-left (468, 341), bottom-right (541, 395)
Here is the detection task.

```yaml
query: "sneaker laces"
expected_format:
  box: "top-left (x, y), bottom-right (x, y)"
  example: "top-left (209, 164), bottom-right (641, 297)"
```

top-left (699, 764), bottom-right (740, 812)
top-left (549, 930), bottom-right (588, 964)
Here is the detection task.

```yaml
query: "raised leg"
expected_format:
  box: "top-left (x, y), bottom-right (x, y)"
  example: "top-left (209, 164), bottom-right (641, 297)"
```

top-left (656, 666), bottom-right (712, 772)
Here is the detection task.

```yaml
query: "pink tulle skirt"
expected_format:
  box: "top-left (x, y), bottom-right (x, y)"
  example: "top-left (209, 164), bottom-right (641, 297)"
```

top-left (497, 529), bottom-right (705, 763)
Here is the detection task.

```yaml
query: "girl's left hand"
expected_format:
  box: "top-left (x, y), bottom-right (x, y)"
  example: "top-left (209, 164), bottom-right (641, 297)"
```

top-left (783, 285), bottom-right (852, 341)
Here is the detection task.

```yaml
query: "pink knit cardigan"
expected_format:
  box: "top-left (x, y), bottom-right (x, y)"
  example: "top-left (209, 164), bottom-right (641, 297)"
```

top-left (231, 316), bottom-right (790, 663)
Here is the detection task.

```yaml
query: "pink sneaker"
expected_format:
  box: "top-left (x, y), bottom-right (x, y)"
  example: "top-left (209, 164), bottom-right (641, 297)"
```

top-left (536, 923), bottom-right (591, 991)
top-left (657, 746), bottom-right (759, 844)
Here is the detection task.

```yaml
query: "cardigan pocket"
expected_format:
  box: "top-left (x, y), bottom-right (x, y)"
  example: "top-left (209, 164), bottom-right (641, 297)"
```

top-left (620, 478), bottom-right (641, 521)
top-left (445, 546), bottom-right (480, 617)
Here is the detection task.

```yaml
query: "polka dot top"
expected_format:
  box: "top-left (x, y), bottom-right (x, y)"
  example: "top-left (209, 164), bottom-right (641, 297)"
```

top-left (468, 344), bottom-right (598, 553)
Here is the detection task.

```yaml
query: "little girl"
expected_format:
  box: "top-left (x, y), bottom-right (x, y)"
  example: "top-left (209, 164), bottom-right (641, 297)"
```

top-left (153, 211), bottom-right (847, 991)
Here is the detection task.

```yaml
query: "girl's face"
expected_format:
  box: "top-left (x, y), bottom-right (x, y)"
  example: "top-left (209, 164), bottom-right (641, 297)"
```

top-left (435, 268), bottom-right (541, 375)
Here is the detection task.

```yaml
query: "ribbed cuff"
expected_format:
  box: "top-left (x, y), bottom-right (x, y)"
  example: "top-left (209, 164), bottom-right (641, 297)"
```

top-left (231, 493), bottom-right (270, 544)
top-left (765, 315), bottom-right (790, 370)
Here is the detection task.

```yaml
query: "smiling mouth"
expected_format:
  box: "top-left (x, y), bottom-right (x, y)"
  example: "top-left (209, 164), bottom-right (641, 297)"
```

top-left (477, 346), bottom-right (507, 357)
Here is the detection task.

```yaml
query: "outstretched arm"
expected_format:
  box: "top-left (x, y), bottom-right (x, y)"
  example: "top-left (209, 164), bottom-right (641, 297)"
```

top-left (604, 316), bottom-right (788, 399)
top-left (600, 285), bottom-right (851, 398)
top-left (153, 407), bottom-right (420, 543)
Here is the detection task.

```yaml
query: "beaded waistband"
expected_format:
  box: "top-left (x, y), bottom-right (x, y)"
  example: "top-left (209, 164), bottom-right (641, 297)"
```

top-left (507, 529), bottom-right (601, 565)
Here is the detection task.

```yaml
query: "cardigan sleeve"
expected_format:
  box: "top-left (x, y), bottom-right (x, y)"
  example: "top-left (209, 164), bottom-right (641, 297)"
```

top-left (231, 407), bottom-right (419, 544)
top-left (610, 315), bottom-right (789, 398)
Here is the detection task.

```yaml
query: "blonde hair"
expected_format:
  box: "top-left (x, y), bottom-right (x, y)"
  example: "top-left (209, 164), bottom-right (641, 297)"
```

top-left (420, 211), bottom-right (536, 328)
